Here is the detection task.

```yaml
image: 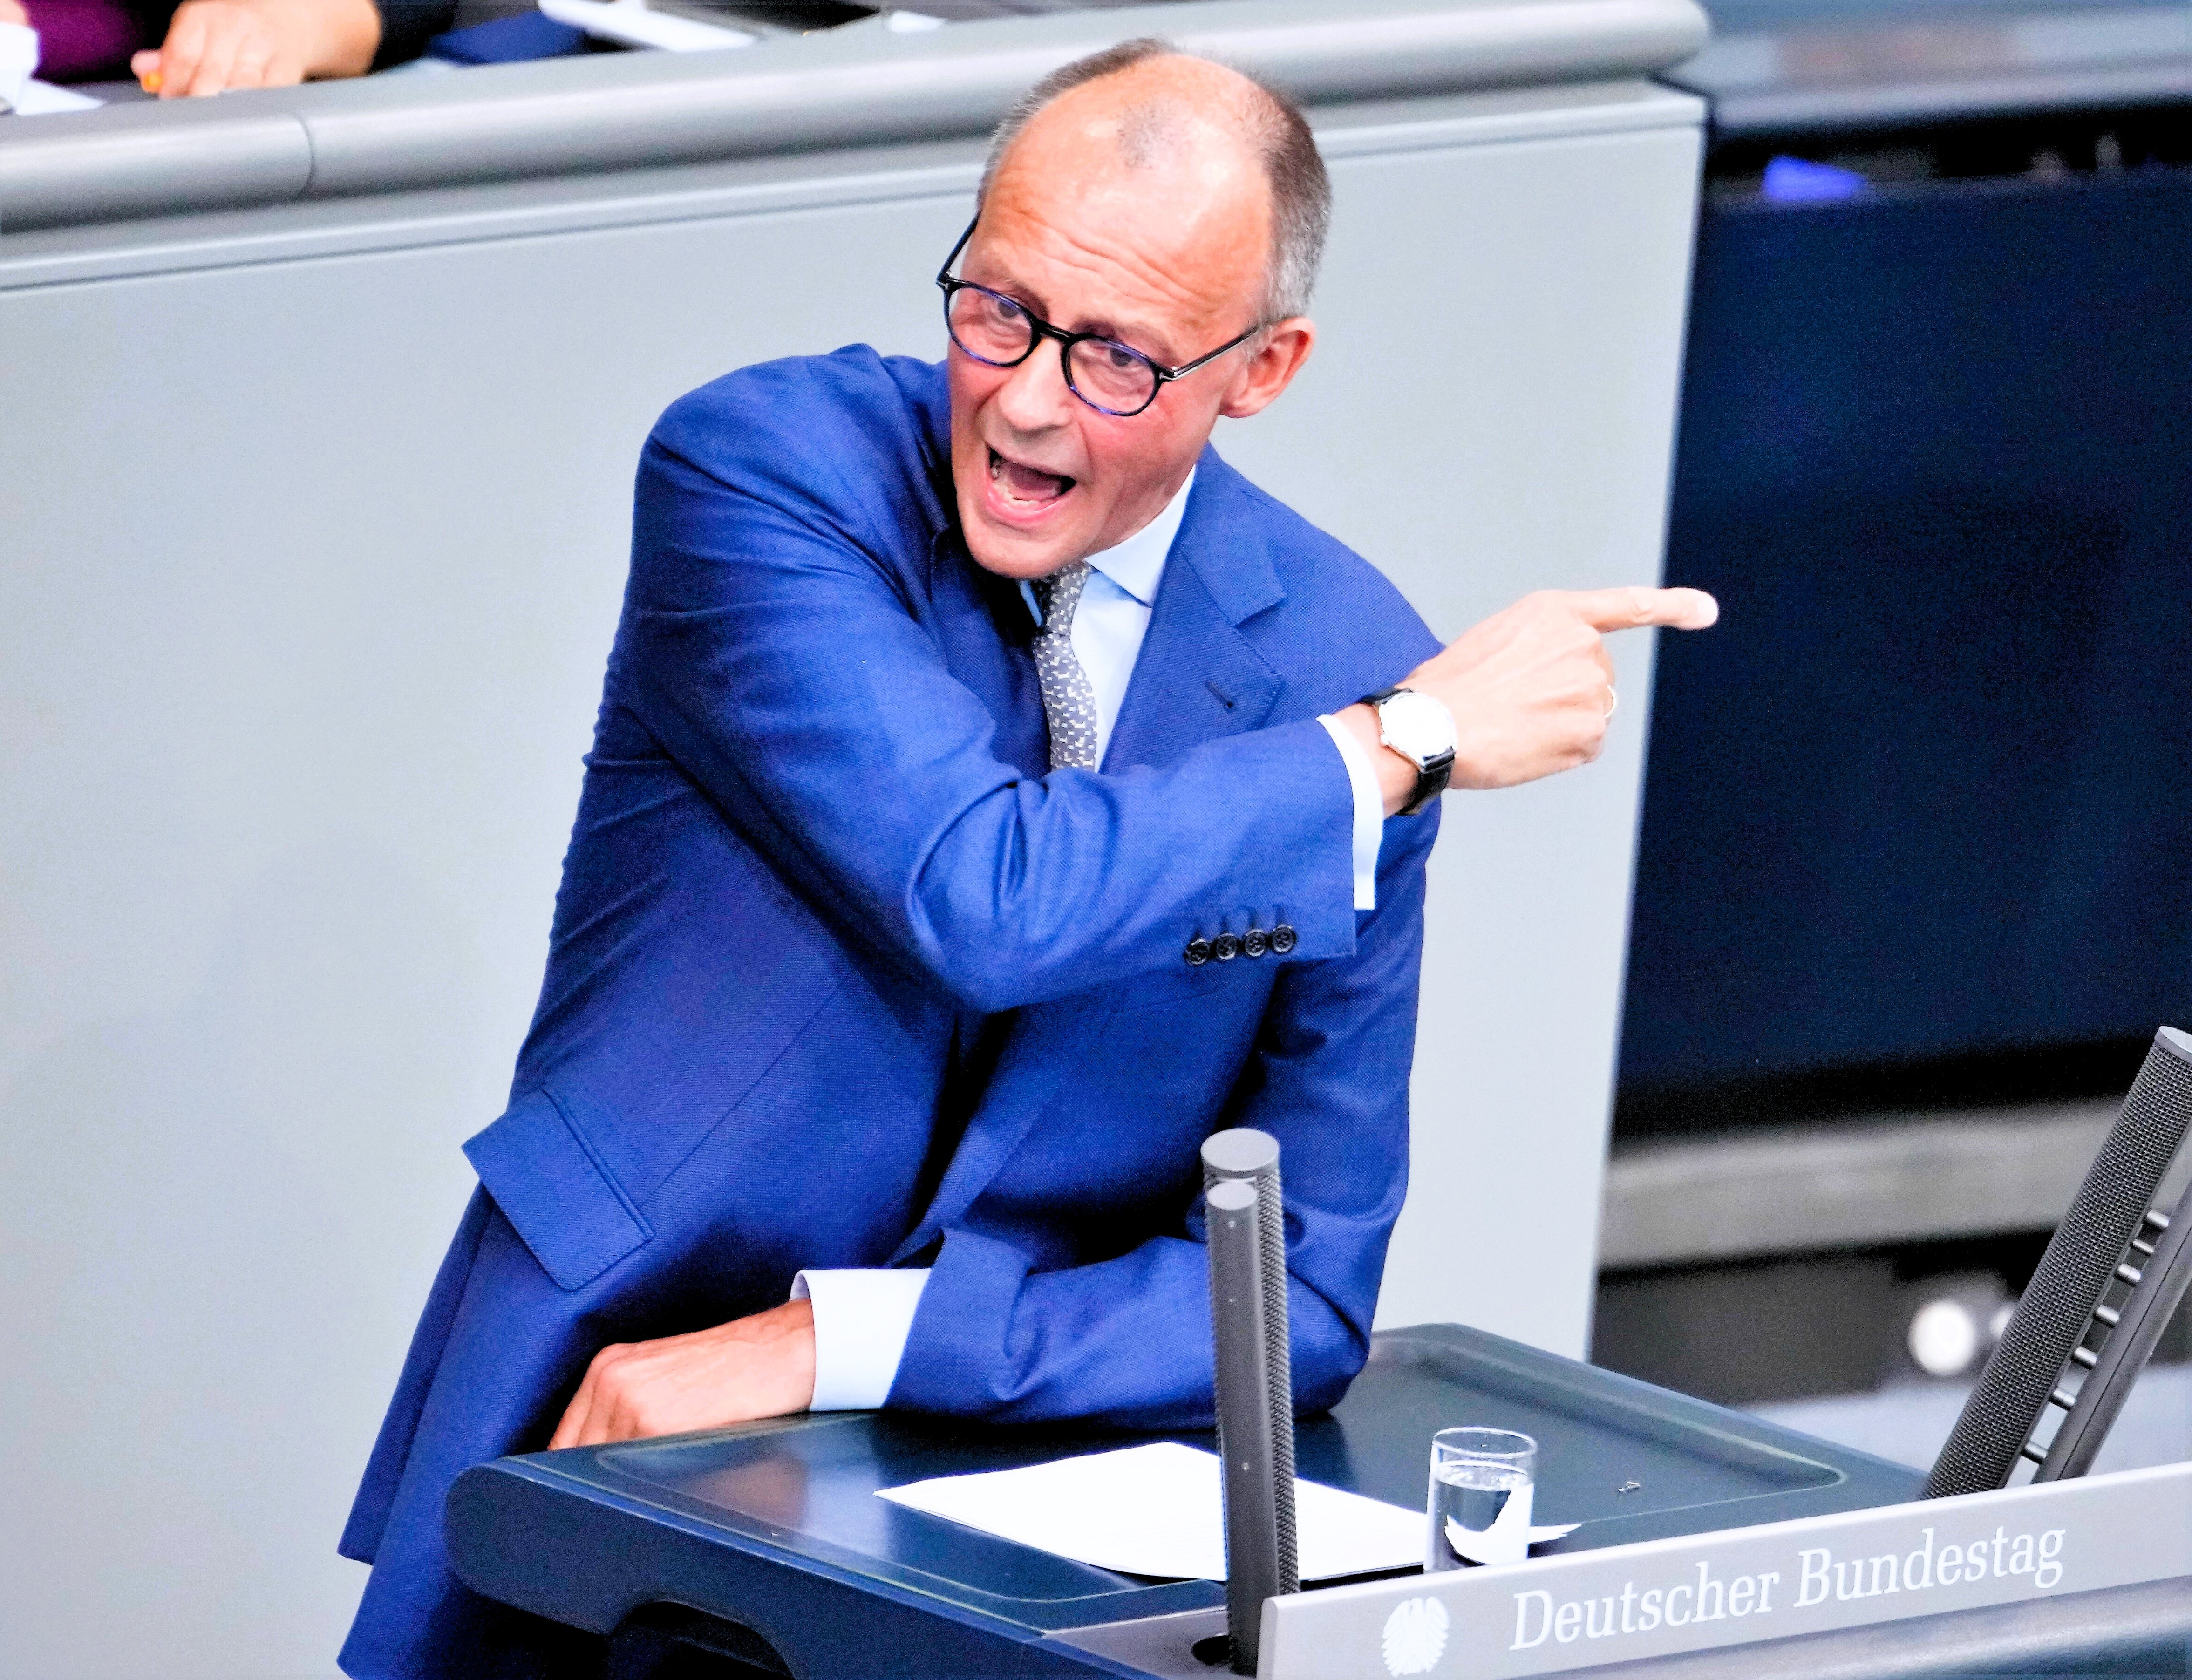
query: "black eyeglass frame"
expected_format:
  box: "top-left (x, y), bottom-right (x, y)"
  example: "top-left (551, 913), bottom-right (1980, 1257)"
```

top-left (933, 216), bottom-right (1266, 419)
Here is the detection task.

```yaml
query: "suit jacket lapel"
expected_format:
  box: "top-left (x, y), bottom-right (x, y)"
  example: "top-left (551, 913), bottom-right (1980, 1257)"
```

top-left (929, 524), bottom-right (1049, 781)
top-left (890, 452), bottom-right (1290, 1263)
top-left (1103, 452), bottom-right (1287, 772)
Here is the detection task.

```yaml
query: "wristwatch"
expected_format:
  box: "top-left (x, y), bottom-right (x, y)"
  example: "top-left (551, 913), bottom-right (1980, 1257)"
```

top-left (1361, 686), bottom-right (1456, 816)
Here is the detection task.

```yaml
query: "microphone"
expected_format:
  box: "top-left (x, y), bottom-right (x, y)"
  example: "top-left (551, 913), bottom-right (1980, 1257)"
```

top-left (1204, 1128), bottom-right (1298, 1673)
top-left (1924, 1026), bottom-right (2192, 1497)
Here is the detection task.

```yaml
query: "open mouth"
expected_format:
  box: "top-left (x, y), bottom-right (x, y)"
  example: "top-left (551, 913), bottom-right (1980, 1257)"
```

top-left (988, 446), bottom-right (1076, 509)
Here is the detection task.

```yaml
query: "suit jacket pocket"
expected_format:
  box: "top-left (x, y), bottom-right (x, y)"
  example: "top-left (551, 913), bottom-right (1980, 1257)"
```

top-left (463, 1087), bottom-right (652, 1292)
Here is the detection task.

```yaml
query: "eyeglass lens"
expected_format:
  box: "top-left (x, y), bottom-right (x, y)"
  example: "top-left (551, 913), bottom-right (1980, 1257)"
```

top-left (945, 286), bottom-right (1158, 415)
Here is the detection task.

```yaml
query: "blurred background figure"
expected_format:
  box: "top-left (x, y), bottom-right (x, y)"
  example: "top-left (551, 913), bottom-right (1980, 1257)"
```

top-left (0, 0), bottom-right (451, 91)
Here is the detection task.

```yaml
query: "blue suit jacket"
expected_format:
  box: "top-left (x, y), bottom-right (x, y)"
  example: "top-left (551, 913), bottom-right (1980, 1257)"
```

top-left (337, 347), bottom-right (1442, 1678)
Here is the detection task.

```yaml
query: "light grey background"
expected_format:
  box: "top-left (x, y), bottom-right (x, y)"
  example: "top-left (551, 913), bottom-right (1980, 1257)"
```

top-left (0, 80), bottom-right (1699, 1677)
top-left (1755, 1365), bottom-right (2192, 1480)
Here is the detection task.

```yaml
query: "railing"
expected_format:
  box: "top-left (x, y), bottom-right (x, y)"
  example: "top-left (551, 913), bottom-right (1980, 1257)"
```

top-left (0, 0), bottom-right (1707, 232)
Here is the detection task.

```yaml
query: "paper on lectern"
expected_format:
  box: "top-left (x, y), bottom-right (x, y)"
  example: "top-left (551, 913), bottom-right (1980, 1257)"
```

top-left (877, 1440), bottom-right (1427, 1581)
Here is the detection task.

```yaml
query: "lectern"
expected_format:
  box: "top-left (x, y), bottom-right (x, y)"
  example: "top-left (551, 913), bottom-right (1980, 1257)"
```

top-left (447, 1326), bottom-right (1920, 1678)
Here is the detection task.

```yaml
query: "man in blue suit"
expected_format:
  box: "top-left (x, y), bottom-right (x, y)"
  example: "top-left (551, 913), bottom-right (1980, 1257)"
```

top-left (336, 41), bottom-right (1715, 1679)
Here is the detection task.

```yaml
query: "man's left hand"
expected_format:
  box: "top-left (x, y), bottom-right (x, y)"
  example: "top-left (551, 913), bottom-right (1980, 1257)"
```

top-left (549, 1298), bottom-right (817, 1449)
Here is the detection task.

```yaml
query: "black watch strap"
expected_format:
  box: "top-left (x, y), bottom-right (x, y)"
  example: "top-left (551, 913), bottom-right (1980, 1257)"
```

top-left (1361, 687), bottom-right (1455, 816)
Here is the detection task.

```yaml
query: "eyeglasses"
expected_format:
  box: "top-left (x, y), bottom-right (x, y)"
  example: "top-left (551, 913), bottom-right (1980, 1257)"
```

top-left (934, 216), bottom-right (1264, 419)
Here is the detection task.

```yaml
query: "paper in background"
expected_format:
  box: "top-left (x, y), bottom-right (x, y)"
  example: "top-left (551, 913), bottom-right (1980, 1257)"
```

top-left (0, 22), bottom-right (104, 115)
top-left (535, 0), bottom-right (752, 53)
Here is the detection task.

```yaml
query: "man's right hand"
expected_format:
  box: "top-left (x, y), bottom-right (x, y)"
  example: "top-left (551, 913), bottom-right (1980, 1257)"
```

top-left (1338, 586), bottom-right (1719, 812)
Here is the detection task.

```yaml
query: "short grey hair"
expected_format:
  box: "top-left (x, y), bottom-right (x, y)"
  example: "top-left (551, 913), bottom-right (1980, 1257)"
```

top-left (978, 39), bottom-right (1332, 324)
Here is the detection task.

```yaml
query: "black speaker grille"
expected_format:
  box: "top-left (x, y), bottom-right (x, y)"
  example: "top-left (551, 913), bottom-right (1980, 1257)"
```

top-left (1924, 1028), bottom-right (2192, 1497)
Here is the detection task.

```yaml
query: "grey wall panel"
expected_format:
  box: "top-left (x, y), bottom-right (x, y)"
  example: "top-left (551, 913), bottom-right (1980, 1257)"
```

top-left (0, 81), bottom-right (1700, 1677)
top-left (1224, 95), bottom-right (1703, 1347)
top-left (0, 185), bottom-right (971, 1680)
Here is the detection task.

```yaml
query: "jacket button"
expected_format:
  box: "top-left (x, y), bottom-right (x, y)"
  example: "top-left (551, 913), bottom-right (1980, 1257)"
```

top-left (1184, 938), bottom-right (1212, 966)
top-left (1270, 924), bottom-right (1298, 954)
top-left (1212, 933), bottom-right (1241, 961)
top-left (1242, 928), bottom-right (1269, 958)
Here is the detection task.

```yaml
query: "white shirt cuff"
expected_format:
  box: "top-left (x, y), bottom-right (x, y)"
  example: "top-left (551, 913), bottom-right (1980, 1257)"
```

top-left (1316, 714), bottom-right (1382, 912)
top-left (790, 1268), bottom-right (930, 1410)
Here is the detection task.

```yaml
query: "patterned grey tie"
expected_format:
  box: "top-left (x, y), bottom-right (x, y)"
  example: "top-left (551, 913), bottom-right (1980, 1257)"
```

top-left (1030, 561), bottom-right (1102, 771)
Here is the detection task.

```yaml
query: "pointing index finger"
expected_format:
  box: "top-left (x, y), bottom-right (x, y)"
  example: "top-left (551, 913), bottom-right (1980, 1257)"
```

top-left (1567, 585), bottom-right (1719, 633)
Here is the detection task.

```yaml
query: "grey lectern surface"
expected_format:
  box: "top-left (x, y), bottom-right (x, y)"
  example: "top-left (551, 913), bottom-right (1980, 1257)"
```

top-left (0, 4), bottom-right (1707, 1673)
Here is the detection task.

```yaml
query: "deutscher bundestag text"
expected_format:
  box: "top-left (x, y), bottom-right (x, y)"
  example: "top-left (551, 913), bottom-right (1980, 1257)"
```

top-left (1511, 1524), bottom-right (2067, 1651)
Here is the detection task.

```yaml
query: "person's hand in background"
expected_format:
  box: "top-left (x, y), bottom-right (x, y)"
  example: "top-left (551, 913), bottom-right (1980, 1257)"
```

top-left (0, 1), bottom-right (30, 29)
top-left (131, 0), bottom-right (378, 96)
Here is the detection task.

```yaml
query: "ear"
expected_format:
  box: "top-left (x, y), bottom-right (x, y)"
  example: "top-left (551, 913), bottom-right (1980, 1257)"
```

top-left (1218, 318), bottom-right (1315, 420)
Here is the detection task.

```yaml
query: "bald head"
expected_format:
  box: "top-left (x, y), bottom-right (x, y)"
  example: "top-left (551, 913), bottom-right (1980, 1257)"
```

top-left (981, 42), bottom-right (1330, 323)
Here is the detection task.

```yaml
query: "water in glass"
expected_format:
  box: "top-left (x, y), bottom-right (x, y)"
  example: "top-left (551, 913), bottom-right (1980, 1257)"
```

top-left (1424, 1427), bottom-right (1536, 1572)
top-left (1428, 1459), bottom-right (1533, 1570)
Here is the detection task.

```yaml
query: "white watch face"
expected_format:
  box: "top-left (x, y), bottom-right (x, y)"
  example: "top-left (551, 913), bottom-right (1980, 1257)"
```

top-left (1379, 689), bottom-right (1455, 765)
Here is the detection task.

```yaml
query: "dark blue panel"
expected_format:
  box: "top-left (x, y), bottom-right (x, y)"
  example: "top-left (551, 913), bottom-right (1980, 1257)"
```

top-left (1624, 169), bottom-right (2192, 1088)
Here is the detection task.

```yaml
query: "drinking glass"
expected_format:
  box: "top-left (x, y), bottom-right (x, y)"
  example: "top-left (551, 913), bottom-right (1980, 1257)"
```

top-left (1425, 1427), bottom-right (1537, 1571)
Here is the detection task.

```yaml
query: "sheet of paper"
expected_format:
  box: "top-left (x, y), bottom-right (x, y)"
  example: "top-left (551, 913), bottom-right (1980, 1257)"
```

top-left (0, 20), bottom-right (38, 109)
top-left (12, 79), bottom-right (103, 115)
top-left (878, 1440), bottom-right (1428, 1581)
top-left (536, 0), bottom-right (753, 53)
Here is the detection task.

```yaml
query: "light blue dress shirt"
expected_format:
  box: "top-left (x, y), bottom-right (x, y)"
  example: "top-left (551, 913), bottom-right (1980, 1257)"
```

top-left (795, 467), bottom-right (1389, 1409)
